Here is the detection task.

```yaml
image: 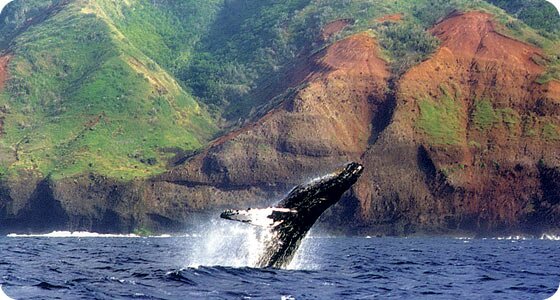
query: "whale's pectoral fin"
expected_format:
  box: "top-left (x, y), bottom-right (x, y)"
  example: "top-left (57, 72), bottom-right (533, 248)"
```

top-left (220, 209), bottom-right (253, 223)
top-left (220, 207), bottom-right (297, 227)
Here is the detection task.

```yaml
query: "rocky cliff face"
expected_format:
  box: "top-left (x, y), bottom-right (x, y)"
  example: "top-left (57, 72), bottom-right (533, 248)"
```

top-left (1, 32), bottom-right (392, 234)
top-left (351, 12), bottom-right (560, 235)
top-left (152, 11), bottom-right (560, 236)
top-left (0, 4), bottom-right (559, 235)
top-left (148, 33), bottom-right (391, 229)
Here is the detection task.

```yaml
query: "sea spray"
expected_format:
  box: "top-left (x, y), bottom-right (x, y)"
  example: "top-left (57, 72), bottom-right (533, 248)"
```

top-left (287, 235), bottom-right (321, 270)
top-left (6, 231), bottom-right (142, 238)
top-left (0, 286), bottom-right (14, 300)
top-left (185, 219), bottom-right (274, 268)
top-left (184, 219), bottom-right (321, 269)
top-left (541, 234), bottom-right (560, 241)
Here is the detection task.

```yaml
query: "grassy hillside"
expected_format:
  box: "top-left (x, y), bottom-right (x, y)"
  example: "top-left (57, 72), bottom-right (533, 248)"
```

top-left (0, 0), bottom-right (557, 181)
top-left (0, 0), bottom-right (217, 179)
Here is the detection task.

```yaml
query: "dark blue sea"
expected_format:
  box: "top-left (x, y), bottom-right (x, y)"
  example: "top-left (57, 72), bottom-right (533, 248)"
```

top-left (1, 223), bottom-right (559, 299)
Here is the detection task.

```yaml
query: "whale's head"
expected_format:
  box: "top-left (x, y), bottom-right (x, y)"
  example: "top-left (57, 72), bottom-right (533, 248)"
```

top-left (337, 162), bottom-right (364, 183)
top-left (307, 162), bottom-right (363, 189)
top-left (321, 162), bottom-right (364, 197)
top-left (280, 162), bottom-right (364, 213)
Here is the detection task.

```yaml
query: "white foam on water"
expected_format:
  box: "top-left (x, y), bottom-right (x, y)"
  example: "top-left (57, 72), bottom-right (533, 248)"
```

top-left (185, 219), bottom-right (274, 268)
top-left (6, 231), bottom-right (172, 238)
top-left (7, 231), bottom-right (140, 238)
top-left (494, 235), bottom-right (560, 241)
top-left (495, 235), bottom-right (530, 241)
top-left (0, 285), bottom-right (14, 300)
top-left (541, 234), bottom-right (560, 241)
top-left (453, 235), bottom-right (560, 241)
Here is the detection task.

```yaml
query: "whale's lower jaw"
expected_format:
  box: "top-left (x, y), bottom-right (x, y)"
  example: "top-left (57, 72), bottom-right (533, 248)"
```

top-left (220, 162), bottom-right (364, 268)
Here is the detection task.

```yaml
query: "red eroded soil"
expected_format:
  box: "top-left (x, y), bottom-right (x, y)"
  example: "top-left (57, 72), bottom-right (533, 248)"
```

top-left (319, 33), bottom-right (388, 77)
top-left (0, 55), bottom-right (10, 91)
top-left (403, 11), bottom-right (544, 98)
top-left (546, 80), bottom-right (560, 97)
top-left (430, 12), bottom-right (544, 74)
top-left (354, 11), bottom-right (559, 231)
top-left (409, 11), bottom-right (551, 177)
top-left (163, 33), bottom-right (389, 188)
top-left (210, 33), bottom-right (389, 149)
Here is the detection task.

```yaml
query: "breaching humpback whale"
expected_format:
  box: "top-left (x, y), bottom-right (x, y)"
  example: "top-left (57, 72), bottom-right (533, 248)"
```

top-left (220, 162), bottom-right (364, 268)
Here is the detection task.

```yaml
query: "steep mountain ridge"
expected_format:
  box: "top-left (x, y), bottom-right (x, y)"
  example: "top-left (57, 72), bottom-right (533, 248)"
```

top-left (0, 0), bottom-right (559, 234)
top-left (155, 9), bottom-right (560, 235)
top-left (352, 11), bottom-right (560, 235)
top-left (0, 0), bottom-right (217, 180)
top-left (160, 33), bottom-right (389, 187)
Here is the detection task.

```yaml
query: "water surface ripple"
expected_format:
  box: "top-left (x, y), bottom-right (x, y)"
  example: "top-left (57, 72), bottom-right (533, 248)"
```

top-left (0, 236), bottom-right (558, 299)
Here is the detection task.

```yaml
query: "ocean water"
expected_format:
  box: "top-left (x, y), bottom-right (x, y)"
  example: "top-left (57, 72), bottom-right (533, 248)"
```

top-left (0, 223), bottom-right (559, 299)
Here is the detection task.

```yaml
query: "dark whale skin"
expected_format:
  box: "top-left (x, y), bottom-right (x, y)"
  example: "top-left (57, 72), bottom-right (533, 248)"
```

top-left (220, 162), bottom-right (364, 268)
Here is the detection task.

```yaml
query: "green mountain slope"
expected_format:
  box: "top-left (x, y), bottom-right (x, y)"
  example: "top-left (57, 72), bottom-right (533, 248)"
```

top-left (0, 0), bottom-right (218, 179)
top-left (0, 0), bottom-right (558, 182)
top-left (0, 0), bottom-right (558, 234)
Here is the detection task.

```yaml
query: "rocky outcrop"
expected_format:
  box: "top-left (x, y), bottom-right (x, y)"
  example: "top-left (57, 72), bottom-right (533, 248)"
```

top-left (0, 170), bottom-right (67, 232)
top-left (347, 12), bottom-right (560, 235)
top-left (155, 33), bottom-right (390, 204)
top-left (1, 11), bottom-right (559, 236)
top-left (152, 11), bottom-right (560, 236)
top-left (0, 32), bottom-right (391, 234)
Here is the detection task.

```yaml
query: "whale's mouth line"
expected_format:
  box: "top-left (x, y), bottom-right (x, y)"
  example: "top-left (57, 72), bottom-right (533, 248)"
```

top-left (352, 165), bottom-right (364, 175)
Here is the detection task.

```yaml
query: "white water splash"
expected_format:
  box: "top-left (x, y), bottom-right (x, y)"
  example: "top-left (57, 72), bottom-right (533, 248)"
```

top-left (495, 235), bottom-right (560, 241)
top-left (7, 231), bottom-right (140, 238)
top-left (184, 219), bottom-right (274, 268)
top-left (454, 235), bottom-right (560, 241)
top-left (6, 231), bottom-right (171, 238)
top-left (287, 236), bottom-right (320, 270)
top-left (184, 219), bottom-right (320, 270)
top-left (541, 234), bottom-right (560, 241)
top-left (0, 285), bottom-right (14, 300)
top-left (545, 284), bottom-right (560, 300)
top-left (495, 235), bottom-right (531, 241)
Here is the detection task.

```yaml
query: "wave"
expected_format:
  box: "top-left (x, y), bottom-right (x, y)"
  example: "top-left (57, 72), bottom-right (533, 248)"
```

top-left (540, 234), bottom-right (560, 241)
top-left (454, 234), bottom-right (560, 241)
top-left (495, 235), bottom-right (560, 241)
top-left (6, 231), bottom-right (173, 238)
top-left (495, 235), bottom-right (531, 241)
